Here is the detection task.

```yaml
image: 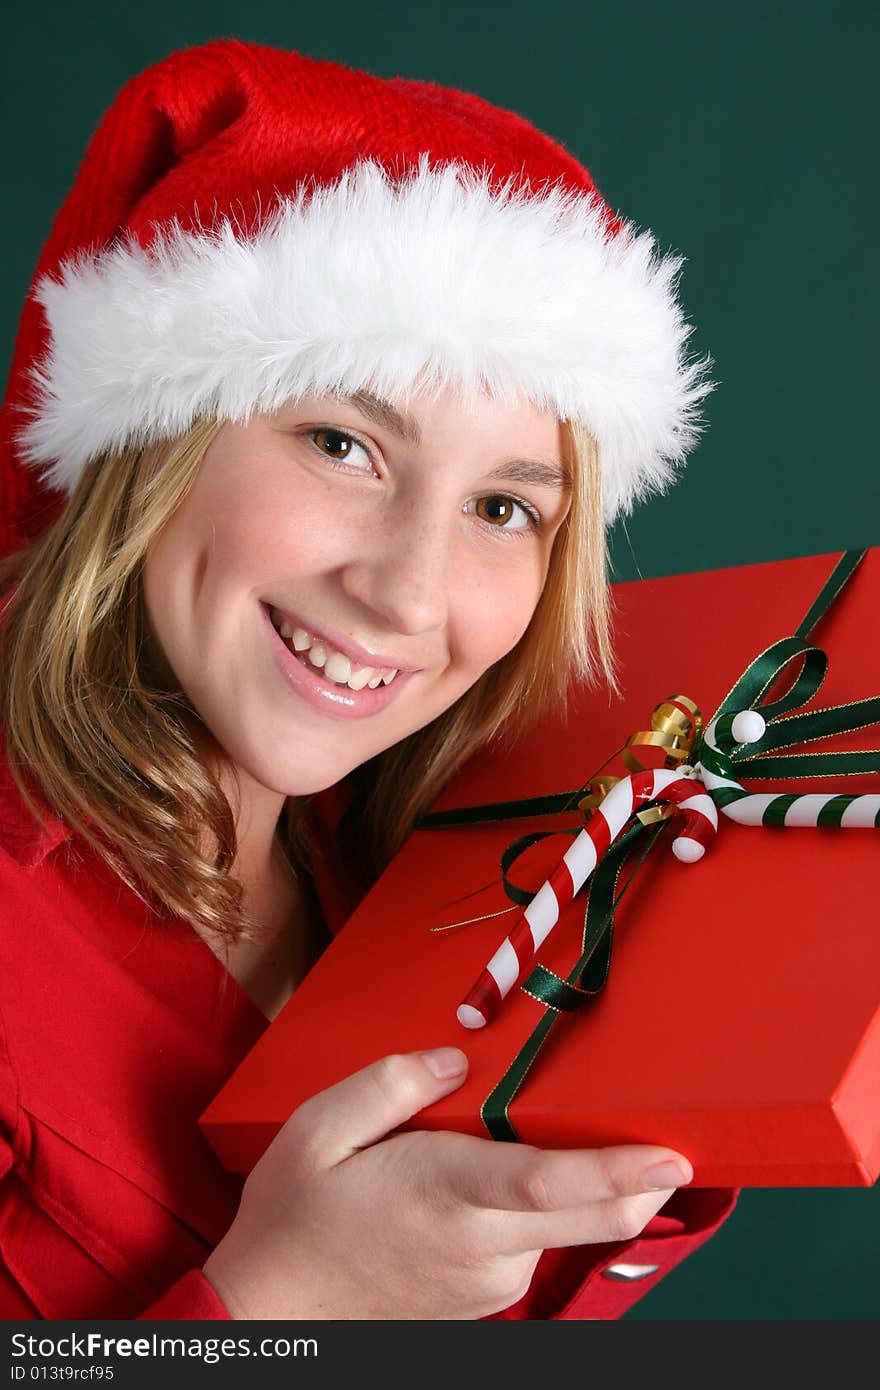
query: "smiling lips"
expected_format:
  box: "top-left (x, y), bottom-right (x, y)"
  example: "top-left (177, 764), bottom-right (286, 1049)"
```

top-left (268, 606), bottom-right (401, 692)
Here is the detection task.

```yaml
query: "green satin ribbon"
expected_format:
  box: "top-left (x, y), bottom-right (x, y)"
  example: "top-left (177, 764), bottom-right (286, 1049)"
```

top-left (415, 549), bottom-right (879, 1141)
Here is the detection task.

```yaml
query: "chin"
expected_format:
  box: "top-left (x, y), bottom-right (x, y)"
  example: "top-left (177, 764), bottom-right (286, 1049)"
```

top-left (248, 745), bottom-right (358, 798)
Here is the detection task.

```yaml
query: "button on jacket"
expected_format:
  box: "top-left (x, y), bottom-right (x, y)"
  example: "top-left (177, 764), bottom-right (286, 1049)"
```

top-left (0, 743), bottom-right (737, 1320)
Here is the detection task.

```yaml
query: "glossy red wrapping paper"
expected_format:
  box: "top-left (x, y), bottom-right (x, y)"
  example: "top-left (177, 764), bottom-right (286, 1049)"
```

top-left (201, 549), bottom-right (880, 1186)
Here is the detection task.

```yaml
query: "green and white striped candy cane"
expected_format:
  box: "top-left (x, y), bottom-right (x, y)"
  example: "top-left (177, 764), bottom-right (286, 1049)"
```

top-left (696, 711), bottom-right (880, 828)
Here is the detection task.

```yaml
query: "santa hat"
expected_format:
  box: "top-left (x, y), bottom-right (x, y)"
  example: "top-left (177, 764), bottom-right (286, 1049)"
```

top-left (0, 38), bottom-right (712, 556)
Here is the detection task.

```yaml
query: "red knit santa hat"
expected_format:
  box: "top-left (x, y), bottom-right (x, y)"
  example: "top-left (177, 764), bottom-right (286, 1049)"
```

top-left (0, 38), bottom-right (711, 557)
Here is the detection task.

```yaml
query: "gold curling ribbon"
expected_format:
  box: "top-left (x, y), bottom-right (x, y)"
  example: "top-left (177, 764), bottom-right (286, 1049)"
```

top-left (580, 695), bottom-right (703, 827)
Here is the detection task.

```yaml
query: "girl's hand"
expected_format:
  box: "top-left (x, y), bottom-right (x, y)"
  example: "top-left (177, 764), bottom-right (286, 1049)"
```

top-left (202, 1047), bottom-right (692, 1319)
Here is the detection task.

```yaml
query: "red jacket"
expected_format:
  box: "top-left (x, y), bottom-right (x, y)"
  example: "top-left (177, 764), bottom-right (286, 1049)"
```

top-left (0, 747), bottom-right (737, 1320)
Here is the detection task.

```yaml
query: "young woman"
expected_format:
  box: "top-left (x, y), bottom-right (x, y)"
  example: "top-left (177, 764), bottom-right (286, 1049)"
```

top-left (0, 39), bottom-right (738, 1320)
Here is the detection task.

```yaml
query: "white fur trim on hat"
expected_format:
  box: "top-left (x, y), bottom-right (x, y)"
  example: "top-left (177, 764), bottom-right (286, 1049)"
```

top-left (17, 156), bottom-right (712, 521)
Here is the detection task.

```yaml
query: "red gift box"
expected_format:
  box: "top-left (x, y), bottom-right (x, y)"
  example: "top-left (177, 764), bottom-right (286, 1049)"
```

top-left (201, 548), bottom-right (880, 1186)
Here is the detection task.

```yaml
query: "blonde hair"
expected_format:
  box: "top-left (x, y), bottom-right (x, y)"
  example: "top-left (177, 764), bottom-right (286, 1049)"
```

top-left (0, 414), bottom-right (613, 944)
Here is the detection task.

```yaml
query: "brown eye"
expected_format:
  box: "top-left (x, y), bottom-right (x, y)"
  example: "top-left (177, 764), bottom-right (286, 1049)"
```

top-left (304, 428), bottom-right (374, 471)
top-left (313, 429), bottom-right (353, 459)
top-left (470, 493), bottom-right (541, 536)
top-left (476, 496), bottom-right (516, 525)
top-left (473, 495), bottom-right (540, 533)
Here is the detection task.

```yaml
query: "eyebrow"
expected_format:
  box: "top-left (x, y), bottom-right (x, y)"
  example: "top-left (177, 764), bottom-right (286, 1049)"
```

top-left (484, 457), bottom-right (573, 493)
top-left (347, 391), bottom-right (423, 446)
top-left (344, 390), bottom-right (573, 493)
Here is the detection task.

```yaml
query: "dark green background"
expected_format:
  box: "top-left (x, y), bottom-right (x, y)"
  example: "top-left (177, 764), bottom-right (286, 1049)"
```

top-left (2, 2), bottom-right (877, 1319)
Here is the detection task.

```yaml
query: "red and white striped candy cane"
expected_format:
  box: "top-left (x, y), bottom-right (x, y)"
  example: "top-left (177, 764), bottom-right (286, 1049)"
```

top-left (456, 768), bottom-right (718, 1030)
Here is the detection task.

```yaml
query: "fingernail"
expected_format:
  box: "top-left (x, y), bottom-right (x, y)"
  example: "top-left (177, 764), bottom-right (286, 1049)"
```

top-left (418, 1047), bottom-right (468, 1079)
top-left (641, 1159), bottom-right (693, 1190)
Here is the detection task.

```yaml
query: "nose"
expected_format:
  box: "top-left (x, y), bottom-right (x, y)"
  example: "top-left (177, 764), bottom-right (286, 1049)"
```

top-left (339, 501), bottom-right (452, 638)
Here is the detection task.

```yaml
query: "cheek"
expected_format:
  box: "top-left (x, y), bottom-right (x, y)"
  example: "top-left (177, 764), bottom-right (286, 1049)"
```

top-left (452, 560), bottom-right (546, 673)
top-left (210, 476), bottom-right (365, 580)
top-left (141, 520), bottom-right (195, 659)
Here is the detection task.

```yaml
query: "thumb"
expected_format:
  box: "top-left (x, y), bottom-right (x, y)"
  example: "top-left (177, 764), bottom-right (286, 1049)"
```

top-left (289, 1048), bottom-right (469, 1165)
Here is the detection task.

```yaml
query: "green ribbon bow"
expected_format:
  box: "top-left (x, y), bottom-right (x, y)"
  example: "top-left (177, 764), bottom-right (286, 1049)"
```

top-left (415, 549), bottom-right (880, 1141)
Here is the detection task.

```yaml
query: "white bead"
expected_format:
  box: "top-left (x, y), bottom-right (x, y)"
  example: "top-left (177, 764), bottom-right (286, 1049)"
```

top-left (731, 710), bottom-right (766, 745)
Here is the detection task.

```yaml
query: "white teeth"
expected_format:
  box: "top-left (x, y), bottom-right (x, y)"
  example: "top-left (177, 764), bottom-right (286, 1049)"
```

top-left (347, 666), bottom-right (374, 691)
top-left (270, 608), bottom-right (402, 690)
top-left (324, 651), bottom-right (352, 684)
